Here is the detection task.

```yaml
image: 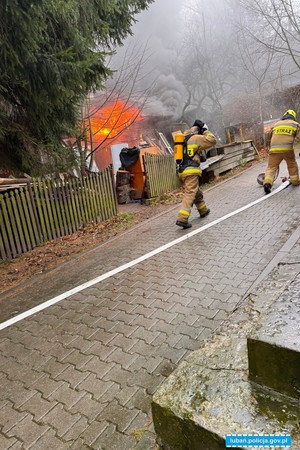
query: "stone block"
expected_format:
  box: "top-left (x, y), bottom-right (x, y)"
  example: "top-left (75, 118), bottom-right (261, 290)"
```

top-left (248, 275), bottom-right (300, 399)
top-left (152, 334), bottom-right (300, 450)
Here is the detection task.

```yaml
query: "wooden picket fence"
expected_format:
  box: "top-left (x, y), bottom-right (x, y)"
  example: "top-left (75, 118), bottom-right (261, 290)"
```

top-left (143, 153), bottom-right (180, 198)
top-left (0, 167), bottom-right (117, 260)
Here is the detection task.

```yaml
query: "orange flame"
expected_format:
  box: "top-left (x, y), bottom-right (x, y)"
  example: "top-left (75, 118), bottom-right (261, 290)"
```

top-left (89, 99), bottom-right (144, 144)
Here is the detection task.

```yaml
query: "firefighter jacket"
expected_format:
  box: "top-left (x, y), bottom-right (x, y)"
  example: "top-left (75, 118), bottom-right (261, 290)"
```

top-left (180, 129), bottom-right (217, 175)
top-left (268, 118), bottom-right (300, 154)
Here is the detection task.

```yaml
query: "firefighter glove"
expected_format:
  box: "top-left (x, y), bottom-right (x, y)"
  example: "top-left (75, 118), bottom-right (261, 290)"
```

top-left (198, 123), bottom-right (208, 135)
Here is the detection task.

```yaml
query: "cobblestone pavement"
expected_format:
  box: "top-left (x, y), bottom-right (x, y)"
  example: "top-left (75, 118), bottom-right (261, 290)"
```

top-left (1, 161), bottom-right (300, 449)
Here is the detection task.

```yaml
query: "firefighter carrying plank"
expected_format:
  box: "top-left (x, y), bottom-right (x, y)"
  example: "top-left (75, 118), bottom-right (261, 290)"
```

top-left (264, 109), bottom-right (300, 194)
top-left (174, 120), bottom-right (217, 229)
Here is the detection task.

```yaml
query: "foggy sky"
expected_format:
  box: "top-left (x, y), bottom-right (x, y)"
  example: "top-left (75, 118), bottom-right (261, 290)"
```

top-left (110, 0), bottom-right (300, 125)
top-left (113, 0), bottom-right (187, 118)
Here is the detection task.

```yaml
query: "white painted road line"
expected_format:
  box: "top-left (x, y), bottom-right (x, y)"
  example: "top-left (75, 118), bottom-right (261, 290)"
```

top-left (0, 181), bottom-right (290, 331)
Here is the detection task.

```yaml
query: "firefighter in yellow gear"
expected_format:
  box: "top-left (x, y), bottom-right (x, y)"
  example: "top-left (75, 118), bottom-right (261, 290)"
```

top-left (176, 120), bottom-right (217, 229)
top-left (263, 109), bottom-right (300, 194)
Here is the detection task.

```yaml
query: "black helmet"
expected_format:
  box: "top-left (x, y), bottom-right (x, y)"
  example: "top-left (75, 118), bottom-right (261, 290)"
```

top-left (193, 119), bottom-right (205, 129)
top-left (192, 120), bottom-right (208, 135)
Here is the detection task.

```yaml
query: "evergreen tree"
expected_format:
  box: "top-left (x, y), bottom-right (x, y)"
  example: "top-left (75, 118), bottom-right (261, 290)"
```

top-left (0, 0), bottom-right (153, 175)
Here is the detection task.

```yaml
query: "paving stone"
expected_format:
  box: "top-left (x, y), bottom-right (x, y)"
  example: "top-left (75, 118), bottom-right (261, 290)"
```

top-left (132, 430), bottom-right (158, 450)
top-left (106, 347), bottom-right (139, 369)
top-left (65, 336), bottom-right (94, 353)
top-left (69, 440), bottom-right (91, 450)
top-left (127, 369), bottom-right (164, 395)
top-left (60, 349), bottom-right (94, 369)
top-left (114, 301), bottom-right (139, 315)
top-left (78, 420), bottom-right (109, 446)
top-left (0, 399), bottom-right (9, 410)
top-left (192, 316), bottom-right (220, 331)
top-left (93, 306), bottom-right (119, 319)
top-left (99, 400), bottom-right (139, 433)
top-left (81, 356), bottom-right (115, 378)
top-left (153, 332), bottom-right (183, 349)
top-left (91, 423), bottom-right (135, 450)
top-left (81, 341), bottom-right (115, 361)
top-left (131, 280), bottom-right (155, 292)
top-left (88, 328), bottom-right (115, 345)
top-left (128, 339), bottom-right (156, 357)
top-left (98, 382), bottom-right (121, 403)
top-left (213, 309), bottom-right (230, 321)
top-left (0, 402), bottom-right (28, 433)
top-left (0, 340), bottom-right (25, 360)
top-left (128, 354), bottom-right (164, 374)
top-left (6, 441), bottom-right (23, 450)
top-left (128, 388), bottom-right (152, 414)
top-left (40, 357), bottom-right (70, 378)
top-left (150, 309), bottom-right (178, 323)
top-left (174, 335), bottom-right (202, 351)
top-left (49, 332), bottom-right (77, 347)
top-left (130, 328), bottom-right (160, 344)
top-left (109, 322), bottom-right (139, 338)
top-left (129, 315), bottom-right (158, 330)
top-left (29, 374), bottom-right (65, 398)
top-left (38, 312), bottom-right (69, 328)
top-left (0, 359), bottom-right (24, 381)
top-left (0, 434), bottom-right (19, 450)
top-left (77, 373), bottom-right (113, 400)
top-left (1, 379), bottom-right (37, 408)
top-left (210, 298), bottom-right (236, 312)
top-left (48, 343), bottom-right (75, 361)
top-left (19, 392), bottom-right (57, 421)
top-left (0, 354), bottom-right (9, 369)
top-left (114, 385), bottom-right (140, 407)
top-left (107, 334), bottom-right (138, 352)
top-left (41, 404), bottom-right (81, 437)
top-left (70, 393), bottom-right (107, 421)
top-left (125, 410), bottom-right (151, 437)
top-left (102, 364), bottom-right (133, 387)
top-left (76, 324), bottom-right (102, 340)
top-left (54, 365), bottom-right (90, 389)
top-left (6, 413), bottom-right (49, 447)
top-left (29, 428), bottom-right (69, 450)
top-left (198, 327), bottom-right (214, 341)
top-left (169, 312), bottom-right (198, 327)
top-left (21, 350), bottom-right (52, 370)
top-left (48, 382), bottom-right (86, 408)
top-left (62, 415), bottom-right (89, 441)
top-left (155, 344), bottom-right (188, 365)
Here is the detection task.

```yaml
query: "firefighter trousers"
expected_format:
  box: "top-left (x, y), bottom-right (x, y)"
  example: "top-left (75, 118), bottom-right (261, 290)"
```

top-left (264, 151), bottom-right (300, 186)
top-left (177, 173), bottom-right (209, 223)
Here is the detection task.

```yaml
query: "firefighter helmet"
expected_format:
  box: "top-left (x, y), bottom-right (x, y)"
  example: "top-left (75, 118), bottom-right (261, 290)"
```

top-left (282, 109), bottom-right (297, 120)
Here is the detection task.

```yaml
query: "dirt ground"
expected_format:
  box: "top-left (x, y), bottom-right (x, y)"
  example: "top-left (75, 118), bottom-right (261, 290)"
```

top-left (0, 160), bottom-right (262, 295)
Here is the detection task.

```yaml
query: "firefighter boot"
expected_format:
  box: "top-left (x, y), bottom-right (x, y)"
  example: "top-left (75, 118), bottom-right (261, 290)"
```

top-left (176, 220), bottom-right (192, 229)
top-left (264, 183), bottom-right (272, 195)
top-left (200, 208), bottom-right (210, 218)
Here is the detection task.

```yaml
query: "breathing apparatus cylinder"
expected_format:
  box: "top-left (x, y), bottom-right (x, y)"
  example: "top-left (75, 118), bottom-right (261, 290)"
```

top-left (173, 132), bottom-right (185, 162)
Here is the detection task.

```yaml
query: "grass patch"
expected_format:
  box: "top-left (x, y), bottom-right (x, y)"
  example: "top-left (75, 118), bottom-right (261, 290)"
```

top-left (109, 212), bottom-right (135, 229)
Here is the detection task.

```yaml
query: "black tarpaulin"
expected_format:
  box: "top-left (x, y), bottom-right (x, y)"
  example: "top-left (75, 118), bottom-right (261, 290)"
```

top-left (119, 147), bottom-right (140, 169)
